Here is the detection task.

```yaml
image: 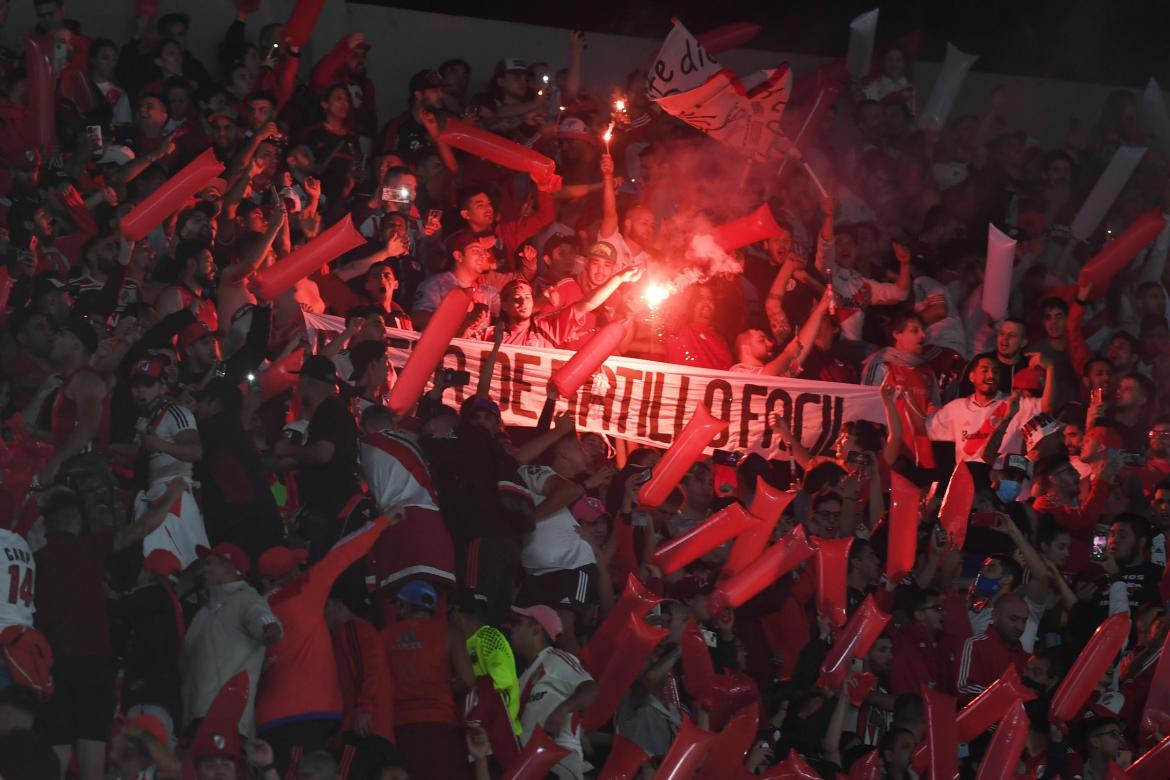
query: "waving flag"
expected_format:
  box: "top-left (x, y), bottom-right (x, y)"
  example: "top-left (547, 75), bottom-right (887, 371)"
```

top-left (647, 21), bottom-right (792, 160)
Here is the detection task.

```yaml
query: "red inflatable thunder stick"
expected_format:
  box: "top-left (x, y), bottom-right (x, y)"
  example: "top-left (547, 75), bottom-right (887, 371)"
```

top-left (439, 118), bottom-right (558, 187)
top-left (655, 717), bottom-right (717, 780)
top-left (241, 349), bottom-right (304, 401)
top-left (502, 726), bottom-right (569, 780)
top-left (283, 0), bottom-right (326, 49)
top-left (1050, 612), bottom-right (1130, 726)
top-left (580, 575), bottom-right (663, 674)
top-left (886, 473), bottom-right (921, 583)
top-left (651, 502), bottom-right (755, 574)
top-left (583, 612), bottom-right (668, 730)
top-left (638, 404), bottom-right (729, 508)
top-left (975, 700), bottom-right (1029, 780)
top-left (911, 666), bottom-right (1036, 772)
top-left (702, 705), bottom-right (759, 774)
top-left (712, 203), bottom-right (786, 252)
top-left (120, 149), bottom-right (226, 242)
top-left (251, 215), bottom-right (365, 301)
top-left (551, 320), bottom-right (628, 397)
top-left (923, 688), bottom-right (959, 780)
top-left (812, 535), bottom-right (854, 626)
top-left (25, 37), bottom-right (56, 155)
top-left (386, 287), bottom-right (474, 415)
top-left (1140, 629), bottom-right (1170, 744)
top-left (598, 735), bottom-right (649, 780)
top-left (938, 461), bottom-right (976, 550)
top-left (679, 620), bottom-right (716, 699)
top-left (763, 752), bottom-right (824, 778)
top-left (818, 595), bottom-right (892, 689)
top-left (1078, 208), bottom-right (1167, 292)
top-left (711, 525), bottom-right (816, 612)
top-left (723, 479), bottom-right (796, 575)
top-left (1128, 735), bottom-right (1170, 780)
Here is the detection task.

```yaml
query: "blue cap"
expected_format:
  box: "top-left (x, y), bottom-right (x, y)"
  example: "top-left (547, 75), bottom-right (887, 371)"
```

top-left (396, 580), bottom-right (438, 609)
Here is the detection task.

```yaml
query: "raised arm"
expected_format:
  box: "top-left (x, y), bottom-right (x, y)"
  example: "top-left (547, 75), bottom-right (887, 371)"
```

top-left (599, 153), bottom-right (619, 239)
top-left (564, 31), bottom-right (585, 103)
top-left (572, 267), bottom-right (642, 315)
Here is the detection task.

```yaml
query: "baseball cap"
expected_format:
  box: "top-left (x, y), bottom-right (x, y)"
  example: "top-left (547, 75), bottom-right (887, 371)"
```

top-left (1011, 367), bottom-right (1043, 392)
top-left (1001, 454), bottom-right (1033, 479)
top-left (124, 713), bottom-right (170, 745)
top-left (142, 549), bottom-right (182, 578)
top-left (513, 604), bottom-right (563, 640)
top-left (196, 542), bottom-right (250, 576)
top-left (1022, 413), bottom-right (1064, 452)
top-left (178, 322), bottom-right (214, 352)
top-left (446, 229), bottom-right (481, 256)
top-left (206, 107), bottom-right (239, 126)
top-left (409, 69), bottom-right (444, 93)
top-left (397, 580), bottom-right (438, 609)
top-left (462, 396), bottom-right (501, 419)
top-left (98, 145), bottom-right (136, 166)
top-left (257, 546), bottom-right (308, 579)
top-left (291, 355), bottom-right (339, 385)
top-left (60, 316), bottom-right (99, 355)
top-left (452, 587), bottom-right (489, 614)
top-left (1017, 210), bottom-right (1048, 240)
top-left (129, 357), bottom-right (165, 384)
top-left (188, 725), bottom-right (240, 764)
top-left (587, 241), bottom-right (618, 263)
top-left (570, 495), bottom-right (607, 525)
top-left (496, 57), bottom-right (528, 75)
top-left (558, 117), bottom-right (595, 143)
top-left (348, 339), bottom-right (388, 382)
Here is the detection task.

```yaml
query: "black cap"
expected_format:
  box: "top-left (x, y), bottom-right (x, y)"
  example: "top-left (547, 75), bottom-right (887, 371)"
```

top-left (410, 69), bottom-right (444, 94)
top-left (452, 587), bottom-right (489, 615)
top-left (291, 355), bottom-right (339, 384)
top-left (60, 316), bottom-right (99, 355)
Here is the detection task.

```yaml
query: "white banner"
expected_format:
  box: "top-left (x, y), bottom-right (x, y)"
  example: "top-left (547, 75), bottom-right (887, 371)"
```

top-left (1070, 145), bottom-right (1147, 242)
top-left (647, 21), bottom-right (792, 161)
top-left (302, 313), bottom-right (884, 456)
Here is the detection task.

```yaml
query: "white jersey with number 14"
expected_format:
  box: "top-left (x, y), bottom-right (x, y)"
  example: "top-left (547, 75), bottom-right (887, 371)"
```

top-left (0, 529), bottom-right (35, 629)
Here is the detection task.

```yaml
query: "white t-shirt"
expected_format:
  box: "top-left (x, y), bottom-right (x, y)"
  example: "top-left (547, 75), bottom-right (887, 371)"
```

top-left (815, 248), bottom-right (908, 341)
top-left (360, 430), bottom-right (439, 511)
top-left (0, 529), bottom-right (35, 629)
top-left (136, 403), bottom-right (198, 486)
top-left (597, 229), bottom-right (650, 271)
top-left (913, 276), bottom-right (968, 358)
top-left (728, 363), bottom-right (764, 374)
top-left (518, 646), bottom-right (594, 780)
top-left (925, 393), bottom-right (1042, 463)
top-left (516, 466), bottom-right (596, 575)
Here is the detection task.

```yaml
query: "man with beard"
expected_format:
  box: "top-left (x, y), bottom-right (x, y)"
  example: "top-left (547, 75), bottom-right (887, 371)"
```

top-left (956, 592), bottom-right (1031, 705)
top-left (388, 69), bottom-right (457, 171)
top-left (1092, 373), bottom-right (1155, 452)
top-left (599, 154), bottom-right (654, 271)
top-left (127, 357), bottom-right (208, 567)
top-left (1093, 514), bottom-right (1163, 620)
top-left (208, 109), bottom-right (242, 164)
top-left (182, 542), bottom-right (282, 737)
top-left (922, 354), bottom-right (1056, 464)
top-left (156, 240), bottom-right (218, 333)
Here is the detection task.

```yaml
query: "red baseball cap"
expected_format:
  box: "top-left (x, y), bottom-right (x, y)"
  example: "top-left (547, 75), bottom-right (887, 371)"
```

top-left (178, 322), bottom-right (214, 352)
top-left (570, 495), bottom-right (607, 524)
top-left (130, 357), bottom-right (165, 383)
top-left (196, 542), bottom-right (250, 576)
top-left (142, 549), bottom-right (182, 578)
top-left (124, 713), bottom-right (170, 745)
top-left (257, 546), bottom-right (308, 579)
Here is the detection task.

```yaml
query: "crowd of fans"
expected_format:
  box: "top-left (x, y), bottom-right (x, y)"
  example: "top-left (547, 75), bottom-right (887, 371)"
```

top-left (1, 0), bottom-right (1170, 778)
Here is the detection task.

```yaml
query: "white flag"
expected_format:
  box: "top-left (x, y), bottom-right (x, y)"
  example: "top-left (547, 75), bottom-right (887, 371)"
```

top-left (646, 21), bottom-right (723, 100)
top-left (982, 224), bottom-right (1017, 322)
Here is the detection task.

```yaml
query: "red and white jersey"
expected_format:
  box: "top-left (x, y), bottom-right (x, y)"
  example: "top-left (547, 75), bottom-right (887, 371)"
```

top-left (518, 646), bottom-right (593, 779)
top-left (360, 430), bottom-right (439, 512)
top-left (136, 402), bottom-right (198, 485)
top-left (0, 529), bottom-right (35, 629)
top-left (925, 392), bottom-right (1041, 463)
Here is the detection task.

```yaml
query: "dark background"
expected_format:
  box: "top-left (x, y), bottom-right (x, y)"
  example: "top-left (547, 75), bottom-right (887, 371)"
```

top-left (358, 0), bottom-right (1170, 86)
